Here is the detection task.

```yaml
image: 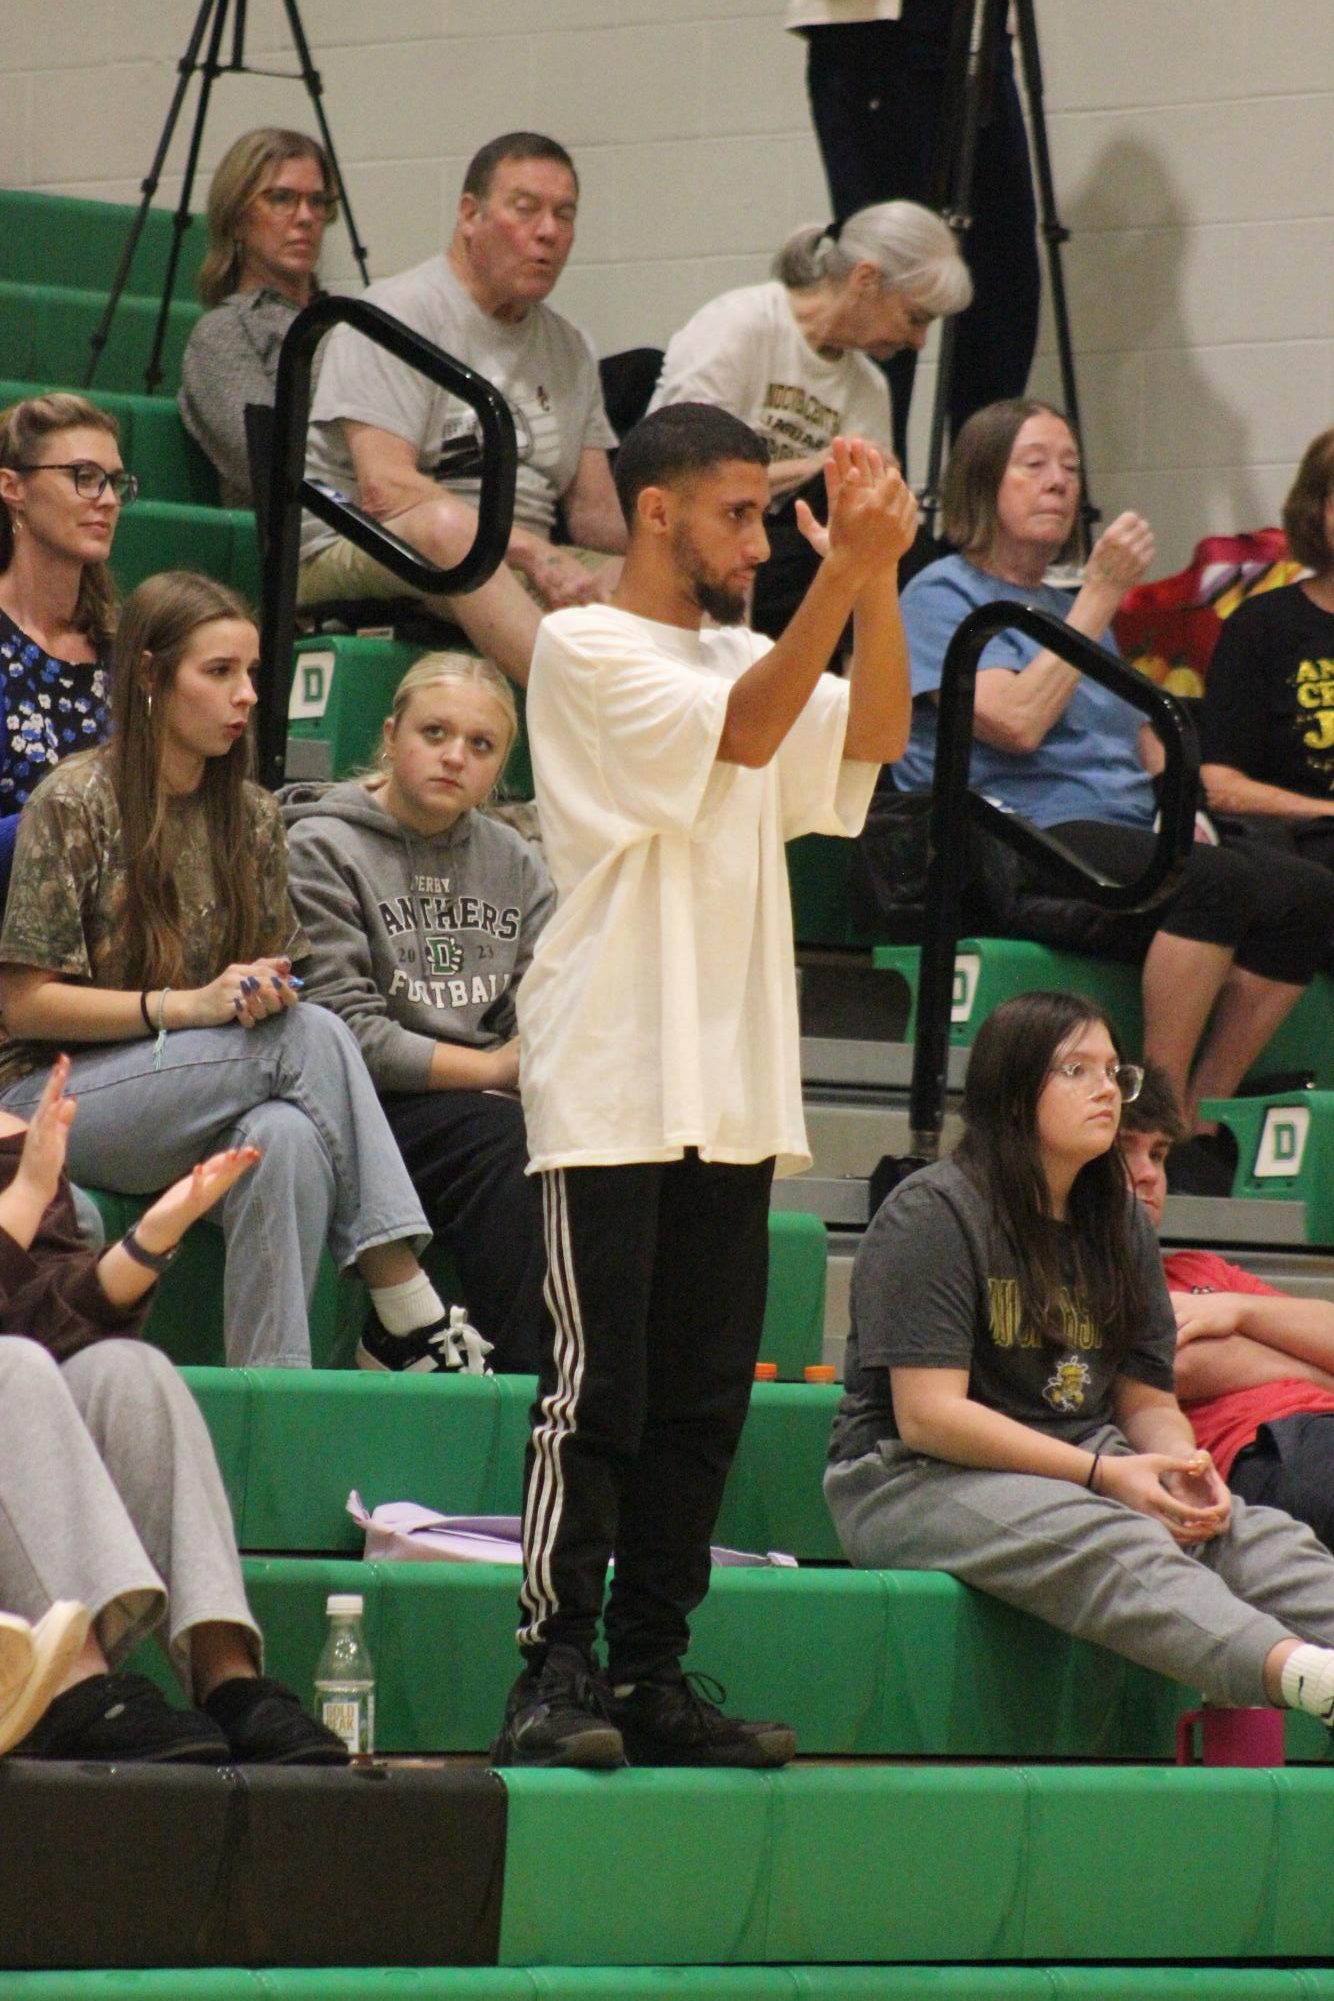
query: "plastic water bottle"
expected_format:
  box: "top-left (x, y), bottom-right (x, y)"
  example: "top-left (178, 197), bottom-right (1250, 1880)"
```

top-left (314, 1592), bottom-right (375, 1756)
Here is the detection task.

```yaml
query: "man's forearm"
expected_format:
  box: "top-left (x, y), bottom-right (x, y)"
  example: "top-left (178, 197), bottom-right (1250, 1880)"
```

top-left (717, 550), bottom-right (868, 767)
top-left (1236, 1294), bottom-right (1334, 1373)
top-left (562, 494), bottom-right (629, 556)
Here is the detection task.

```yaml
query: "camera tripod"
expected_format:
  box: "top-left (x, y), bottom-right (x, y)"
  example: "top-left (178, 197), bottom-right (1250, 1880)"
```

top-left (920, 0), bottom-right (1099, 555)
top-left (84, 0), bottom-right (369, 394)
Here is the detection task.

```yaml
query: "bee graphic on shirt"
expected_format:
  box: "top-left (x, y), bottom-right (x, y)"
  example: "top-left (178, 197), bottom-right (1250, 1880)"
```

top-left (1042, 1355), bottom-right (1091, 1414)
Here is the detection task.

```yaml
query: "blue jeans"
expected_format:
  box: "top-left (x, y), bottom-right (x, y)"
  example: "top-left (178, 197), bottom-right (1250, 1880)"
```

top-left (0, 1006), bottom-right (428, 1368)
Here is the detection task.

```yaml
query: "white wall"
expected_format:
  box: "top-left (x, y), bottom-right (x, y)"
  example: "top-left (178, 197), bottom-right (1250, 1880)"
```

top-left (2, 0), bottom-right (1330, 569)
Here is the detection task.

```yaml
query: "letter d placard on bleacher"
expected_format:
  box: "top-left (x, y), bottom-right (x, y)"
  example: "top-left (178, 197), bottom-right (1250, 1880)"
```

top-left (1254, 1105), bottom-right (1310, 1179)
top-left (952, 953), bottom-right (981, 1025)
top-left (289, 649), bottom-right (333, 722)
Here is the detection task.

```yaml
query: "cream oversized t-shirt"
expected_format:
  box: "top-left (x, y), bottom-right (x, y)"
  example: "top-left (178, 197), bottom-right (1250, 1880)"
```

top-left (518, 604), bottom-right (877, 1176)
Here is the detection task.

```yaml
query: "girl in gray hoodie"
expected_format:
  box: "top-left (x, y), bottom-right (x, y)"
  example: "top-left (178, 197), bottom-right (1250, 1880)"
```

top-left (282, 655), bottom-right (554, 1372)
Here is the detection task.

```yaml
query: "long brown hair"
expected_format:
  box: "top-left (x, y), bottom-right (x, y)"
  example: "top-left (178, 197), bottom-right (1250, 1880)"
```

top-left (198, 127), bottom-right (334, 307)
top-left (955, 990), bottom-right (1150, 1357)
top-left (0, 394), bottom-right (120, 645)
top-left (103, 571), bottom-right (260, 986)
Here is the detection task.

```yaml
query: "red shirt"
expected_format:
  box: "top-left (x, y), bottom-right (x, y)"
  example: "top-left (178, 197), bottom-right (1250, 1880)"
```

top-left (1163, 1247), bottom-right (1334, 1478)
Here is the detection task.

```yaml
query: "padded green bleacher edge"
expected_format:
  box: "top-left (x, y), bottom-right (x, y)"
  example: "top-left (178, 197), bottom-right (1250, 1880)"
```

top-left (874, 937), bottom-right (1334, 1090)
top-left (0, 280), bottom-right (200, 398)
top-left (141, 1542), bottom-right (1326, 1764)
top-left (1199, 1089), bottom-right (1334, 1242)
top-left (183, 1370), bottom-right (839, 1559)
top-left (13, 1975), bottom-right (1334, 2000)
top-left (497, 1765), bottom-right (1334, 1967)
top-left (0, 189), bottom-right (205, 297)
top-left (112, 498), bottom-right (260, 601)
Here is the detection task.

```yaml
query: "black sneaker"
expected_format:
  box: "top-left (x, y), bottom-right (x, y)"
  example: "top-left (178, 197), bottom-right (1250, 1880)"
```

top-left (357, 1305), bottom-right (493, 1375)
top-left (608, 1666), bottom-right (797, 1769)
top-left (11, 1672), bottom-right (229, 1764)
top-left (203, 1675), bottom-right (349, 1766)
top-left (489, 1644), bottom-right (626, 1770)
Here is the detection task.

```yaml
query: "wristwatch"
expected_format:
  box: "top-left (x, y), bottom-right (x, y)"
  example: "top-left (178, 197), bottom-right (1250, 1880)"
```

top-left (119, 1225), bottom-right (180, 1276)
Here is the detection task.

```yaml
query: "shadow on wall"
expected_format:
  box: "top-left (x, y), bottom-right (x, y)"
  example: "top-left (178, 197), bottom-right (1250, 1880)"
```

top-left (1029, 134), bottom-right (1266, 570)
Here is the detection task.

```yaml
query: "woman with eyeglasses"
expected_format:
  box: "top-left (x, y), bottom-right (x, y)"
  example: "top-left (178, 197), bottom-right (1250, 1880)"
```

top-left (178, 129), bottom-right (338, 509)
top-left (826, 988), bottom-right (1334, 1732)
top-left (0, 394), bottom-right (136, 901)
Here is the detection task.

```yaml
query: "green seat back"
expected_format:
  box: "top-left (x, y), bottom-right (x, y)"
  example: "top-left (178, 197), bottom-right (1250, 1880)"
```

top-left (0, 189), bottom-right (205, 298)
top-left (0, 280), bottom-right (200, 397)
top-left (111, 499), bottom-right (259, 602)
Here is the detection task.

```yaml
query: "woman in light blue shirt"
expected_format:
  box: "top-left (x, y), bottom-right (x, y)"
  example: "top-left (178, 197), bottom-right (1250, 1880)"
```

top-left (886, 398), bottom-right (1334, 1143)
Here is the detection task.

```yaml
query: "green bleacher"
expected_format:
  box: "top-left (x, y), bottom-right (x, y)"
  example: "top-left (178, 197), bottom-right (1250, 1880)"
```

top-left (10, 185), bottom-right (1334, 1996)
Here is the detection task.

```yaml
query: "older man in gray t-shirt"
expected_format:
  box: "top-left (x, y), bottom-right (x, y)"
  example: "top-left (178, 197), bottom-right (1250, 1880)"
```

top-left (298, 132), bottom-right (625, 687)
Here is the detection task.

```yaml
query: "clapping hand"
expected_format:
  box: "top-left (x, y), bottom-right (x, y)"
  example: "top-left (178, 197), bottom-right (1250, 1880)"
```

top-left (133, 1148), bottom-right (261, 1258)
top-left (795, 436), bottom-right (918, 579)
top-left (11, 1055), bottom-right (77, 1218)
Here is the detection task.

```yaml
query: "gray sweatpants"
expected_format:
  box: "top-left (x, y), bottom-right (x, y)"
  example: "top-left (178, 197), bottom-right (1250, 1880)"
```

top-left (825, 1426), bottom-right (1334, 1707)
top-left (0, 1005), bottom-right (429, 1368)
top-left (0, 1337), bottom-right (258, 1691)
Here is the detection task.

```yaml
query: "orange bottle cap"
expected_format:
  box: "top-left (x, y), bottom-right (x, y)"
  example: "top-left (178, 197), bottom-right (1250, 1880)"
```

top-left (753, 1361), bottom-right (778, 1381)
top-left (804, 1364), bottom-right (837, 1383)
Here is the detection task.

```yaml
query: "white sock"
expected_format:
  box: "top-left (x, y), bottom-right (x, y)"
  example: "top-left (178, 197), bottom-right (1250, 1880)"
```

top-left (1279, 1643), bottom-right (1334, 1722)
top-left (369, 1272), bottom-right (446, 1337)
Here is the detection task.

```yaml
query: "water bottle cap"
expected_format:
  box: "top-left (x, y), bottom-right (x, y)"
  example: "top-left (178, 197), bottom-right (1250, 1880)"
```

top-left (326, 1593), bottom-right (364, 1615)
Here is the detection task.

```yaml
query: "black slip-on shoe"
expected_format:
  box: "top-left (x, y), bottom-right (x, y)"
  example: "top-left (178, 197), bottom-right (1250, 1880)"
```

top-left (11, 1672), bottom-right (229, 1764)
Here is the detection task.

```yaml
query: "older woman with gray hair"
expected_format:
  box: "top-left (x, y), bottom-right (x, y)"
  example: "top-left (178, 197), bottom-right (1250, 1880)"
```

top-left (649, 201), bottom-right (970, 635)
top-left (651, 201), bottom-right (970, 491)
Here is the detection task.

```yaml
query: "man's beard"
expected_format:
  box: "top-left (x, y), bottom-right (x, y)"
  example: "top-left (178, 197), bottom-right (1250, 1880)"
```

top-left (671, 524), bottom-right (747, 625)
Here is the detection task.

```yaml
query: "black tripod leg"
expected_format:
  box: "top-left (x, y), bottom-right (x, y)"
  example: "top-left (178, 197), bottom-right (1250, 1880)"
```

top-left (919, 0), bottom-right (1006, 535)
top-left (280, 0), bottom-right (371, 286)
top-left (1013, 0), bottom-right (1098, 549)
top-left (144, 0), bottom-right (232, 393)
top-left (83, 0), bottom-right (221, 389)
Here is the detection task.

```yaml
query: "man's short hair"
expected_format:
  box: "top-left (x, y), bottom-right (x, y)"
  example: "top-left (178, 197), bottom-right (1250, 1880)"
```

top-left (1119, 1060), bottom-right (1187, 1143)
top-left (613, 402), bottom-right (770, 525)
top-left (461, 133), bottom-right (578, 203)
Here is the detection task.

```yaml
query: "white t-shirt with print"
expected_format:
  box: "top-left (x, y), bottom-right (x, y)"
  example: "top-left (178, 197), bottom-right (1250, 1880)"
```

top-left (517, 604), bottom-right (877, 1176)
top-left (649, 281), bottom-right (892, 470)
top-left (302, 254), bottom-right (616, 557)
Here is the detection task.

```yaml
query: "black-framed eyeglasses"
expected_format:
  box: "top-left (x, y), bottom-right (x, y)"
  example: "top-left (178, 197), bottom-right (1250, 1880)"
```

top-left (254, 187), bottom-right (338, 221)
top-left (12, 461), bottom-right (139, 503)
top-left (1048, 1059), bottom-right (1145, 1102)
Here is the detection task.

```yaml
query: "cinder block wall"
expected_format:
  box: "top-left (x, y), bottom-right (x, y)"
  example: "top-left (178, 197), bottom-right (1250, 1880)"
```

top-left (1, 0), bottom-right (1329, 570)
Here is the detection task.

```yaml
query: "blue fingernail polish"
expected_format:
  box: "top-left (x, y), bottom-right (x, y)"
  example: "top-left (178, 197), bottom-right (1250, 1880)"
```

top-left (287, 976), bottom-right (304, 989)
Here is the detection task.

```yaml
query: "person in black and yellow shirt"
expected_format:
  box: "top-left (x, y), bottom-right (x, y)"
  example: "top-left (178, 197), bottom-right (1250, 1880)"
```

top-left (1201, 426), bottom-right (1334, 883)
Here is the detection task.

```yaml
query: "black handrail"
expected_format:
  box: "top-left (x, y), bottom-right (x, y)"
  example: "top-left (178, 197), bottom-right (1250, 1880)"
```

top-left (908, 598), bottom-right (1199, 1156)
top-left (254, 293), bottom-right (518, 789)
